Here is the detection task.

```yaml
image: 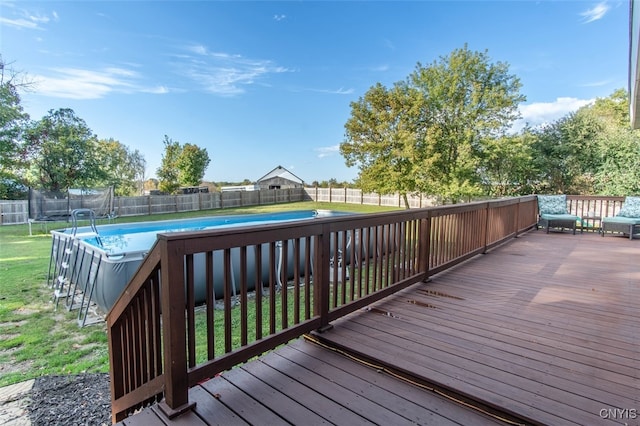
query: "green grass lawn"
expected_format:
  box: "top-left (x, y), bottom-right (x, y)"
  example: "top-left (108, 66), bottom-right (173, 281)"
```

top-left (0, 200), bottom-right (399, 387)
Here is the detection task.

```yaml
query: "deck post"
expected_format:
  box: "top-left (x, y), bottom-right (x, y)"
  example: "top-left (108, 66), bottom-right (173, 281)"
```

top-left (314, 224), bottom-right (332, 332)
top-left (482, 202), bottom-right (490, 254)
top-left (515, 199), bottom-right (521, 237)
top-left (157, 238), bottom-right (195, 418)
top-left (419, 217), bottom-right (430, 281)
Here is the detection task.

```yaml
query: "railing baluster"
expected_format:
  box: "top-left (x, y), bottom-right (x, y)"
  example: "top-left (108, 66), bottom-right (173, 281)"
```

top-left (255, 244), bottom-right (263, 340)
top-left (293, 238), bottom-right (300, 324)
top-left (281, 241), bottom-right (289, 330)
top-left (223, 249), bottom-right (232, 353)
top-left (240, 246), bottom-right (248, 346)
top-left (185, 254), bottom-right (196, 368)
top-left (205, 251), bottom-right (215, 360)
top-left (304, 237), bottom-right (311, 320)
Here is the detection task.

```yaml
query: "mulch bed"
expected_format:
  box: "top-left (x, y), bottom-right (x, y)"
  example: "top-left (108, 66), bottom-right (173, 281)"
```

top-left (28, 373), bottom-right (111, 425)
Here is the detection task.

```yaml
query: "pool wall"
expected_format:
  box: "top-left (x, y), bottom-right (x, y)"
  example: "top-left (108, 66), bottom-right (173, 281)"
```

top-left (49, 210), bottom-right (358, 321)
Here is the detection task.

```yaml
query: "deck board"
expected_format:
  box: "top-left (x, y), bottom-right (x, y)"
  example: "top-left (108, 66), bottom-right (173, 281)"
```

top-left (118, 231), bottom-right (640, 426)
top-left (316, 231), bottom-right (640, 426)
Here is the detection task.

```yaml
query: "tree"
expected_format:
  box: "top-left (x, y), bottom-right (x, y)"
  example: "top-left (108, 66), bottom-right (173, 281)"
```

top-left (341, 83), bottom-right (424, 207)
top-left (590, 89), bottom-right (640, 195)
top-left (0, 57), bottom-right (31, 199)
top-left (341, 45), bottom-right (525, 206)
top-left (143, 178), bottom-right (159, 192)
top-left (481, 130), bottom-right (538, 197)
top-left (96, 138), bottom-right (146, 196)
top-left (529, 111), bottom-right (603, 194)
top-left (157, 136), bottom-right (210, 193)
top-left (23, 108), bottom-right (104, 194)
top-left (176, 143), bottom-right (210, 187)
top-left (157, 136), bottom-right (182, 194)
top-left (526, 89), bottom-right (636, 196)
top-left (594, 126), bottom-right (640, 195)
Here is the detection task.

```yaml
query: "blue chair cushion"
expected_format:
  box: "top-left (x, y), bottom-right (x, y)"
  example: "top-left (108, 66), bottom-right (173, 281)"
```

top-left (602, 216), bottom-right (640, 224)
top-left (537, 195), bottom-right (569, 215)
top-left (617, 196), bottom-right (640, 218)
top-left (540, 213), bottom-right (580, 223)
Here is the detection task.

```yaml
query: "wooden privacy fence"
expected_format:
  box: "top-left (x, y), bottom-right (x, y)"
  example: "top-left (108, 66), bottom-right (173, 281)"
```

top-left (0, 201), bottom-right (28, 225)
top-left (2, 190), bottom-right (628, 227)
top-left (3, 187), bottom-right (438, 225)
top-left (106, 195), bottom-right (538, 422)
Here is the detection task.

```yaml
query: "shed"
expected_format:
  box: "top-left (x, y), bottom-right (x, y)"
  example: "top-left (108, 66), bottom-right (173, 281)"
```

top-left (256, 165), bottom-right (305, 190)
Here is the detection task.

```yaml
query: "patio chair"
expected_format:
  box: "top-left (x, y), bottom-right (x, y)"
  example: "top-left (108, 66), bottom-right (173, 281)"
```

top-left (536, 194), bottom-right (581, 235)
top-left (601, 196), bottom-right (640, 240)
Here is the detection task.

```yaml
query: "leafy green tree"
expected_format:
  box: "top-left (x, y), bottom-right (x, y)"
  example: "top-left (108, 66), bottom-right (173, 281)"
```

top-left (341, 45), bottom-right (525, 206)
top-left (157, 136), bottom-right (182, 194)
top-left (23, 108), bottom-right (104, 194)
top-left (590, 89), bottom-right (640, 195)
top-left (527, 89), bottom-right (636, 196)
top-left (96, 138), bottom-right (146, 196)
top-left (481, 130), bottom-right (538, 197)
top-left (176, 143), bottom-right (210, 187)
top-left (0, 58), bottom-right (31, 199)
top-left (594, 126), bottom-right (640, 195)
top-left (157, 136), bottom-right (209, 193)
top-left (341, 83), bottom-right (424, 207)
top-left (530, 110), bottom-right (603, 194)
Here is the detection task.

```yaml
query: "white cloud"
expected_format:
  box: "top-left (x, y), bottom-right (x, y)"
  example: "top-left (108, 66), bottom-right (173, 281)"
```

top-left (32, 67), bottom-right (168, 99)
top-left (0, 4), bottom-right (56, 30)
top-left (303, 87), bottom-right (354, 95)
top-left (144, 86), bottom-right (170, 94)
top-left (273, 14), bottom-right (286, 21)
top-left (315, 145), bottom-right (340, 158)
top-left (371, 64), bottom-right (390, 72)
top-left (512, 97), bottom-right (595, 132)
top-left (581, 79), bottom-right (613, 87)
top-left (580, 2), bottom-right (609, 23)
top-left (0, 16), bottom-right (41, 29)
top-left (178, 44), bottom-right (292, 96)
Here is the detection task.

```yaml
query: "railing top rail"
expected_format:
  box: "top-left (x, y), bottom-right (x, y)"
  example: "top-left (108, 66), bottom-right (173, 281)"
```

top-left (157, 196), bottom-right (536, 248)
top-left (566, 195), bottom-right (625, 201)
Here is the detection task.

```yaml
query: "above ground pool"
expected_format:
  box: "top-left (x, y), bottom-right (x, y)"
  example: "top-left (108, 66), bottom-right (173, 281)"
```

top-left (49, 210), bottom-right (354, 320)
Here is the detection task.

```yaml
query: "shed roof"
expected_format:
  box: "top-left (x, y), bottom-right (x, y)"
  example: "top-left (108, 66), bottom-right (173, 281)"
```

top-left (257, 165), bottom-right (304, 184)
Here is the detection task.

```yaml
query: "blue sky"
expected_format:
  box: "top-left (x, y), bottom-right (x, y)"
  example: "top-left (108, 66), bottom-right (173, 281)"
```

top-left (1, 1), bottom-right (629, 184)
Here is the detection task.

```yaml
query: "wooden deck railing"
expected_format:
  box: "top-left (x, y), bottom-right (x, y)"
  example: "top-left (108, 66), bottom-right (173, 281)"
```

top-left (566, 195), bottom-right (625, 230)
top-left (106, 195), bottom-right (540, 422)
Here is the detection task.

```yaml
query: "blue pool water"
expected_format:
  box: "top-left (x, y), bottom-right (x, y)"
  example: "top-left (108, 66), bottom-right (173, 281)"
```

top-left (68, 210), bottom-right (336, 255)
top-left (51, 209), bottom-right (355, 312)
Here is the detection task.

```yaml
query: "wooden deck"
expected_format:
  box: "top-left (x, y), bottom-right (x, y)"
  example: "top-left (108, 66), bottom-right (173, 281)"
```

top-left (117, 230), bottom-right (639, 426)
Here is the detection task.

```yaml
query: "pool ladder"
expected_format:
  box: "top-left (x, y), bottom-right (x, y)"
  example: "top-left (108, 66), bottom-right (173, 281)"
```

top-left (51, 209), bottom-right (104, 326)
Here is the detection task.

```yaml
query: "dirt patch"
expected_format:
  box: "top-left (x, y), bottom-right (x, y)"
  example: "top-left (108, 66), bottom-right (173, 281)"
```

top-left (28, 373), bottom-right (111, 425)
